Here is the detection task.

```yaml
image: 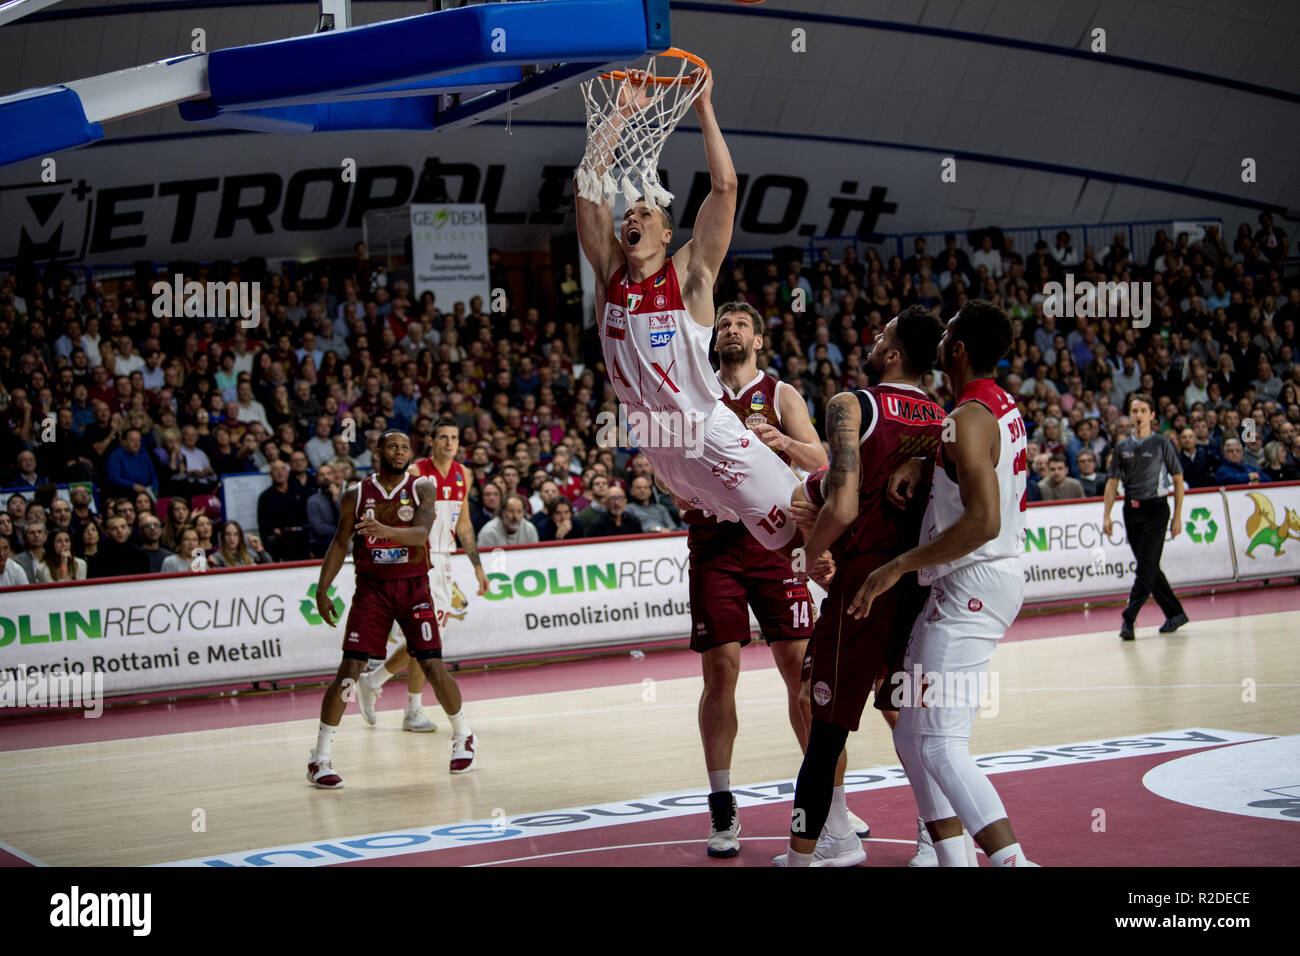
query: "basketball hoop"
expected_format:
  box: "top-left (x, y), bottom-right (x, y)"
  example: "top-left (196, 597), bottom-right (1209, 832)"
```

top-left (576, 48), bottom-right (709, 210)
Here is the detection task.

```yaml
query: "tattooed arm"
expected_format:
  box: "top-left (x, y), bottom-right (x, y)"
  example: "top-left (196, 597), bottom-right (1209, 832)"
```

top-left (456, 491), bottom-right (490, 595)
top-left (801, 392), bottom-right (862, 563)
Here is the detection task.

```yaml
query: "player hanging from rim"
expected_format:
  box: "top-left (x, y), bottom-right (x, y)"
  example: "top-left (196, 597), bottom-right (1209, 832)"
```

top-left (356, 418), bottom-right (489, 730)
top-left (685, 301), bottom-right (868, 859)
top-left (775, 305), bottom-right (969, 867)
top-left (849, 300), bottom-right (1037, 866)
top-left (574, 66), bottom-right (807, 558)
top-left (307, 430), bottom-right (477, 788)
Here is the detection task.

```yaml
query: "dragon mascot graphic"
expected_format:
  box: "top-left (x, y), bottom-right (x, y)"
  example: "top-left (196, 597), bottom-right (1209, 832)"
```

top-left (1243, 491), bottom-right (1300, 558)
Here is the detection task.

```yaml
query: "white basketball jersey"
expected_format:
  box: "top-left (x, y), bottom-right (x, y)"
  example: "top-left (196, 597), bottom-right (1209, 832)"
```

top-left (919, 379), bottom-right (1027, 585)
top-left (600, 259), bottom-right (720, 444)
top-left (410, 458), bottom-right (468, 554)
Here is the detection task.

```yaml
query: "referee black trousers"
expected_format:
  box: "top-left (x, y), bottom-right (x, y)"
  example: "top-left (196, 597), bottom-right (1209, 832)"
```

top-left (1121, 498), bottom-right (1185, 624)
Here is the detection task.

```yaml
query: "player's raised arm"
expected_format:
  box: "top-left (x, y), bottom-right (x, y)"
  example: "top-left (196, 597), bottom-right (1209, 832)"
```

top-left (355, 477), bottom-right (437, 546)
top-left (753, 379), bottom-right (828, 473)
top-left (574, 71), bottom-right (652, 282)
top-left (802, 393), bottom-right (860, 563)
top-left (317, 484), bottom-right (359, 627)
top-left (455, 493), bottom-right (490, 595)
top-left (678, 70), bottom-right (738, 314)
top-left (849, 403), bottom-right (1001, 618)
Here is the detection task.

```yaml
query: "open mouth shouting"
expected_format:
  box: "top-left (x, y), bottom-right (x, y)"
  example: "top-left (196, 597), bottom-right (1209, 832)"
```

top-left (626, 224), bottom-right (642, 247)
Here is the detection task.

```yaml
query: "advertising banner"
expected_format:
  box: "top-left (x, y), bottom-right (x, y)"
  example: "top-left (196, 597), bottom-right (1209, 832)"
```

top-left (1222, 483), bottom-right (1300, 581)
top-left (409, 203), bottom-right (490, 308)
top-left (1022, 489), bottom-right (1234, 602)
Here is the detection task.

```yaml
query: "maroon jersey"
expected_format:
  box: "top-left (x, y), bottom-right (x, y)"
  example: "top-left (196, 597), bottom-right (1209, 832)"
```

top-left (830, 383), bottom-right (944, 561)
top-left (351, 473), bottom-right (429, 579)
top-left (685, 371), bottom-right (789, 527)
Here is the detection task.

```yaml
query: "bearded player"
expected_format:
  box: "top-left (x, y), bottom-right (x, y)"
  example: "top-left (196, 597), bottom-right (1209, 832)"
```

top-left (307, 431), bottom-right (477, 788)
top-left (575, 69), bottom-right (804, 555)
top-left (850, 300), bottom-right (1037, 866)
top-left (772, 306), bottom-right (947, 866)
top-left (356, 418), bottom-right (489, 730)
top-left (687, 301), bottom-right (867, 858)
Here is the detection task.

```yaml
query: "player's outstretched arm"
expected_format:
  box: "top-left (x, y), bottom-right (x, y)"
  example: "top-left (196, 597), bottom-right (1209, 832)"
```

top-left (849, 404), bottom-right (1001, 618)
top-left (455, 496), bottom-right (490, 595)
top-left (678, 70), bottom-right (737, 319)
top-left (753, 380), bottom-right (828, 473)
top-left (802, 393), bottom-right (860, 562)
top-left (317, 485), bottom-right (359, 627)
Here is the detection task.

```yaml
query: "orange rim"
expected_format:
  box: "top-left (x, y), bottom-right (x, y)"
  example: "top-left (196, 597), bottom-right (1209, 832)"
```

top-left (602, 47), bottom-right (709, 85)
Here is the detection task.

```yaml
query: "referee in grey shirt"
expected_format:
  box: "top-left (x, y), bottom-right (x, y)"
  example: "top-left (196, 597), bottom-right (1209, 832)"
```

top-left (1102, 393), bottom-right (1189, 640)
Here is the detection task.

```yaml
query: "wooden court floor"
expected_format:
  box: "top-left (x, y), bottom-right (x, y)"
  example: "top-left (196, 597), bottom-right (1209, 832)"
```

top-left (1, 601), bottom-right (1297, 866)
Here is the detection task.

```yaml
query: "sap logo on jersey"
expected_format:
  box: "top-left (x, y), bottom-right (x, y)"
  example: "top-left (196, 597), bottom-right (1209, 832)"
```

top-left (647, 312), bottom-right (677, 347)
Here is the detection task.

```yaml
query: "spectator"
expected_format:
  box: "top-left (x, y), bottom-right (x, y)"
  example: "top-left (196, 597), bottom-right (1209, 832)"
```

top-left (13, 519), bottom-right (47, 582)
top-left (1075, 450), bottom-right (1105, 497)
top-left (529, 479), bottom-right (561, 535)
top-left (305, 415), bottom-right (336, 469)
top-left (1035, 454), bottom-right (1085, 501)
top-left (160, 527), bottom-right (202, 574)
top-left (478, 493), bottom-right (539, 547)
top-left (105, 427), bottom-right (159, 499)
top-left (210, 520), bottom-right (258, 568)
top-left (471, 481), bottom-right (502, 533)
top-left (588, 486), bottom-right (643, 537)
top-left (1215, 438), bottom-right (1269, 486)
top-left (1176, 428), bottom-right (1215, 488)
top-left (257, 460), bottom-right (309, 560)
top-left (540, 495), bottom-right (582, 541)
top-left (42, 529), bottom-right (87, 582)
top-left (76, 521), bottom-right (101, 564)
top-left (576, 473), bottom-right (610, 528)
top-left (10, 449), bottom-right (42, 490)
top-left (92, 514), bottom-right (149, 577)
top-left (137, 514), bottom-right (174, 573)
top-left (306, 463), bottom-right (342, 557)
top-left (191, 512), bottom-right (216, 554)
top-left (625, 475), bottom-right (676, 531)
top-left (0, 536), bottom-right (28, 587)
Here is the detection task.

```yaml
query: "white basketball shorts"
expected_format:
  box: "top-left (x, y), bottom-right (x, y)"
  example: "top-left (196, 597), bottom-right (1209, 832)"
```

top-left (900, 558), bottom-right (1023, 738)
top-left (646, 404), bottom-right (800, 551)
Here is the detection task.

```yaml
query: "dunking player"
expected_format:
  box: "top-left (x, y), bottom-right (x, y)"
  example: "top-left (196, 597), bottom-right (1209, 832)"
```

top-left (307, 431), bottom-right (477, 788)
top-left (849, 301), bottom-right (1037, 866)
top-left (575, 69), bottom-right (803, 554)
top-left (356, 418), bottom-right (489, 728)
top-left (774, 306), bottom-right (947, 867)
top-left (688, 301), bottom-right (867, 858)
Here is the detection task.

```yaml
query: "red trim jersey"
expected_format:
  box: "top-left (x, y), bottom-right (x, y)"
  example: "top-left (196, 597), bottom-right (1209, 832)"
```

top-left (352, 473), bottom-right (429, 579)
top-left (410, 458), bottom-right (468, 554)
top-left (918, 378), bottom-right (1027, 584)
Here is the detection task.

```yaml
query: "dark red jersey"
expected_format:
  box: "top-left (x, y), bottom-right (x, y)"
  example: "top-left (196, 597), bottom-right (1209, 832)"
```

top-left (351, 472), bottom-right (429, 580)
top-left (830, 383), bottom-right (944, 561)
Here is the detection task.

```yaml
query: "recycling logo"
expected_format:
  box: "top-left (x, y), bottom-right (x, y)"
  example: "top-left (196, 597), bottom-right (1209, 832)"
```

top-left (1185, 507), bottom-right (1219, 545)
top-left (301, 583), bottom-right (344, 625)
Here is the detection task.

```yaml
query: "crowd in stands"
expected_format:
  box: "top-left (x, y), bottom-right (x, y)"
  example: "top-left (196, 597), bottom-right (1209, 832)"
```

top-left (1, 211), bottom-right (1297, 585)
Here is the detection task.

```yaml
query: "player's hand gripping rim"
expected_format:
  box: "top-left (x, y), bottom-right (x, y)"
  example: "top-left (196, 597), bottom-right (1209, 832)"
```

top-left (848, 559), bottom-right (904, 620)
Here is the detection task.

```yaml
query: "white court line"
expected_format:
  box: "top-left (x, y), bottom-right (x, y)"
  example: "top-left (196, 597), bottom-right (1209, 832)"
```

top-left (469, 836), bottom-right (918, 866)
top-left (0, 838), bottom-right (48, 866)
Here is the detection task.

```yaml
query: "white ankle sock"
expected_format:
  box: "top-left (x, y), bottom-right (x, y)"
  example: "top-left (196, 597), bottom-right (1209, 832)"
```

top-left (315, 722), bottom-right (337, 762)
top-left (707, 770), bottom-right (730, 794)
top-left (827, 786), bottom-right (853, 836)
top-left (369, 667), bottom-right (394, 688)
top-left (934, 835), bottom-right (970, 866)
top-left (406, 691), bottom-right (422, 710)
top-left (785, 845), bottom-right (815, 867)
top-left (448, 710), bottom-right (470, 737)
top-left (989, 843), bottom-right (1028, 867)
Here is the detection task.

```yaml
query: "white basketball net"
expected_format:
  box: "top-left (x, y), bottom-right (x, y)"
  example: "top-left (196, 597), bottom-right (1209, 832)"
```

top-left (576, 53), bottom-right (707, 210)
